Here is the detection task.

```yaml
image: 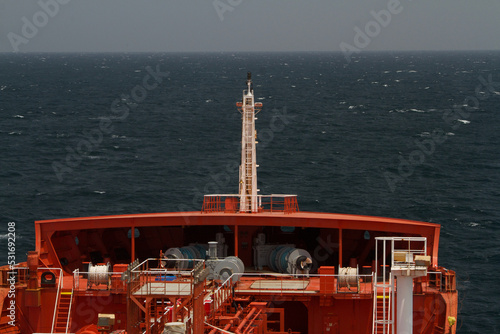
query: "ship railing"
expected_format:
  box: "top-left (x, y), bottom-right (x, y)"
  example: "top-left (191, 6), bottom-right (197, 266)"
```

top-left (1, 265), bottom-right (61, 286)
top-left (416, 271), bottom-right (444, 293)
top-left (387, 271), bottom-right (447, 294)
top-left (64, 284), bottom-right (75, 334)
top-left (224, 272), bottom-right (374, 295)
top-left (48, 268), bottom-right (64, 334)
top-left (0, 265), bottom-right (27, 285)
top-left (385, 237), bottom-right (428, 271)
top-left (211, 275), bottom-right (235, 313)
top-left (128, 258), bottom-right (205, 296)
top-left (373, 272), bottom-right (395, 334)
top-left (201, 194), bottom-right (299, 214)
top-left (426, 269), bottom-right (457, 293)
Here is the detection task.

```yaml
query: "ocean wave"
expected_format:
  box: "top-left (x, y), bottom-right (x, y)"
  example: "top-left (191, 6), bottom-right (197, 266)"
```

top-left (390, 108), bottom-right (428, 113)
top-left (0, 233), bottom-right (21, 240)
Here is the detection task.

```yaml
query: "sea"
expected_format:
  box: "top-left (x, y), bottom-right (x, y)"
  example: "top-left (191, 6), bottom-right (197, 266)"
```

top-left (1, 52), bottom-right (499, 333)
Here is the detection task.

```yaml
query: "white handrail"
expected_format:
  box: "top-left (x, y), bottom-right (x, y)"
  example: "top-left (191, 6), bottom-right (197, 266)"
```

top-left (45, 267), bottom-right (63, 334)
top-left (65, 285), bottom-right (74, 334)
top-left (212, 274), bottom-right (235, 310)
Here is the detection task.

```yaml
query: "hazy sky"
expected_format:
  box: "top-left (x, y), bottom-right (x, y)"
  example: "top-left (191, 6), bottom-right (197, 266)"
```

top-left (1, 0), bottom-right (499, 53)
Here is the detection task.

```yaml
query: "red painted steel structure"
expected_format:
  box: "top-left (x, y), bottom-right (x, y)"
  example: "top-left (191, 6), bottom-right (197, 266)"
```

top-left (0, 209), bottom-right (457, 334)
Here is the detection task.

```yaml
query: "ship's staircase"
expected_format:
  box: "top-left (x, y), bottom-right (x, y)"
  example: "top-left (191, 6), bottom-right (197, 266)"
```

top-left (211, 273), bottom-right (235, 312)
top-left (206, 273), bottom-right (287, 334)
top-left (373, 273), bottom-right (394, 334)
top-left (372, 237), bottom-right (432, 334)
top-left (206, 300), bottom-right (270, 334)
top-left (372, 238), bottom-right (395, 334)
top-left (49, 270), bottom-right (74, 334)
top-left (52, 288), bottom-right (73, 333)
top-left (243, 112), bottom-right (253, 213)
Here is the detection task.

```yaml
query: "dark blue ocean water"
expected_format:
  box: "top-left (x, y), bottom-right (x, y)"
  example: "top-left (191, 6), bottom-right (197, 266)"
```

top-left (1, 52), bottom-right (499, 332)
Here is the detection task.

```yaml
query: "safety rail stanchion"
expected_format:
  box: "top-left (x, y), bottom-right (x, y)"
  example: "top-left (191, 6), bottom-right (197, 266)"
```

top-left (64, 284), bottom-right (74, 334)
top-left (213, 274), bottom-right (235, 311)
top-left (73, 269), bottom-right (79, 290)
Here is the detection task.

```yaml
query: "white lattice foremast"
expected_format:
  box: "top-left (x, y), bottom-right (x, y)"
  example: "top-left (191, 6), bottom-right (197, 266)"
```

top-left (201, 73), bottom-right (299, 214)
top-left (236, 72), bottom-right (262, 213)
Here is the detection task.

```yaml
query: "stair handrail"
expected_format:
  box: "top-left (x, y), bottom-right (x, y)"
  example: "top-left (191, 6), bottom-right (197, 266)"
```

top-left (212, 274), bottom-right (235, 312)
top-left (64, 285), bottom-right (74, 334)
top-left (49, 267), bottom-right (63, 334)
top-left (372, 273), bottom-right (377, 334)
